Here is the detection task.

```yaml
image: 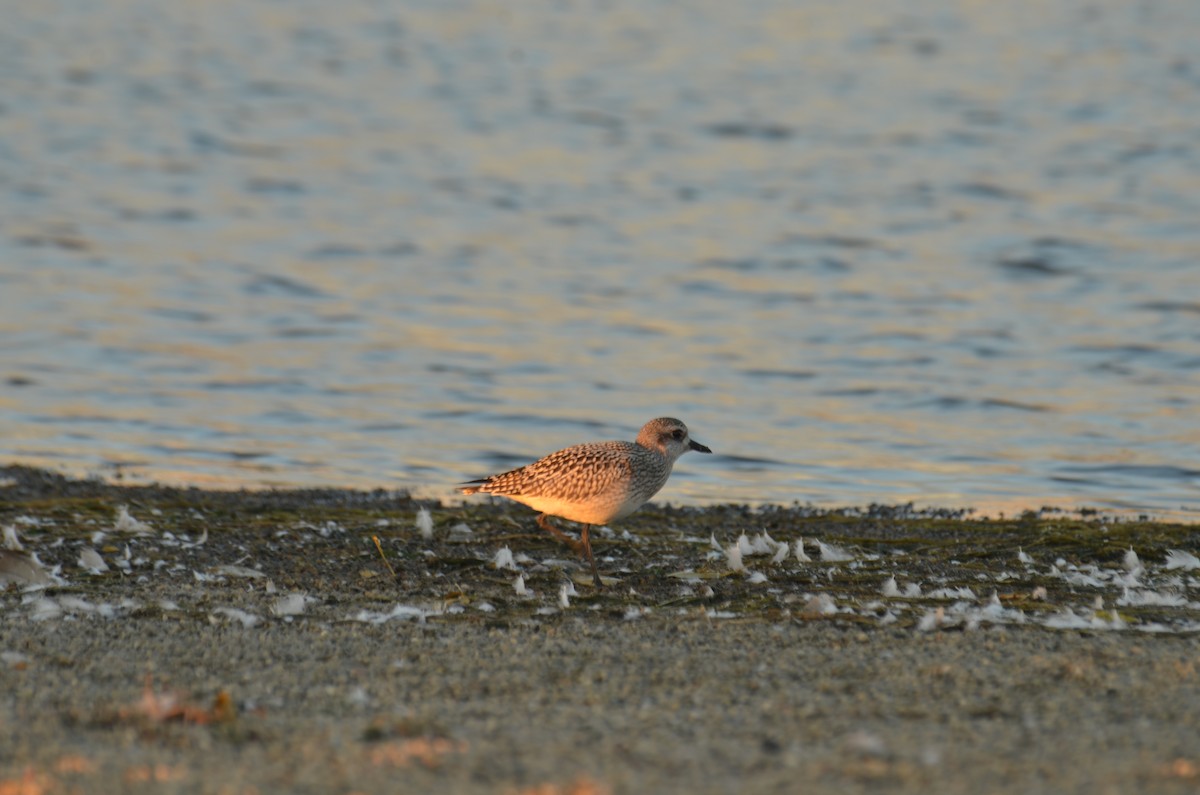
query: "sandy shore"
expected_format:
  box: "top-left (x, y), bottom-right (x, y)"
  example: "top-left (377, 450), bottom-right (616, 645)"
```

top-left (2, 467), bottom-right (1198, 794)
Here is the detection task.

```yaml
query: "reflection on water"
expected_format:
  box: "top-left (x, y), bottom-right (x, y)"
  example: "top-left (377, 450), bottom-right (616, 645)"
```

top-left (1, 0), bottom-right (1198, 519)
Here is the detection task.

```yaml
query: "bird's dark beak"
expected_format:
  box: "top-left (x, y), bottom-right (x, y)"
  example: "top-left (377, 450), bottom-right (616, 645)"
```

top-left (690, 439), bottom-right (712, 454)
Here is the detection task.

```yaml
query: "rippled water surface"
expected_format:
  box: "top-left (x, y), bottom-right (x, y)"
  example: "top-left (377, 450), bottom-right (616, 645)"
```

top-left (2, 0), bottom-right (1199, 518)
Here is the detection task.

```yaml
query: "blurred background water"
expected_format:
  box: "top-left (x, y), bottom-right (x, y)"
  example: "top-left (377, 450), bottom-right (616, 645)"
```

top-left (1, 0), bottom-right (1198, 518)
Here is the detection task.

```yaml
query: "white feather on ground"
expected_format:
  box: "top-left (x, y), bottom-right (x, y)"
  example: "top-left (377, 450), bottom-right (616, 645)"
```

top-left (415, 508), bottom-right (434, 540)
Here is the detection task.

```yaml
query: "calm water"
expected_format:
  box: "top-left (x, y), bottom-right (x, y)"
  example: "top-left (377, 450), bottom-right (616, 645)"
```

top-left (2, 0), bottom-right (1198, 518)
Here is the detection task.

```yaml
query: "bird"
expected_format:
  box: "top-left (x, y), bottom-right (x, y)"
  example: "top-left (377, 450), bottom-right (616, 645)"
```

top-left (460, 417), bottom-right (712, 587)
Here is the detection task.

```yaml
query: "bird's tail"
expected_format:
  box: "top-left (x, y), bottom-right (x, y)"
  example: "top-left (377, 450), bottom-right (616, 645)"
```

top-left (458, 479), bottom-right (488, 495)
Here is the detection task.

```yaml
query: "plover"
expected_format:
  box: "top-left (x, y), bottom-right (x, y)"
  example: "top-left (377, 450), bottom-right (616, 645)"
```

top-left (460, 417), bottom-right (712, 586)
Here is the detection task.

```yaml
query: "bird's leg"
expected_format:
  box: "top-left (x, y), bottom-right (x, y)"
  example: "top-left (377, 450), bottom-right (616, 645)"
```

top-left (579, 525), bottom-right (603, 588)
top-left (536, 514), bottom-right (603, 587)
top-left (536, 513), bottom-right (583, 554)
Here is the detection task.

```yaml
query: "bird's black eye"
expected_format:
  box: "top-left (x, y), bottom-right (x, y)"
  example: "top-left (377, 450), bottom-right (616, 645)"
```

top-left (671, 429), bottom-right (684, 441)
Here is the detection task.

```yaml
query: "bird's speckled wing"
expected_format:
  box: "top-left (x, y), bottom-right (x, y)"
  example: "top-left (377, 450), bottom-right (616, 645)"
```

top-left (467, 441), bottom-right (637, 503)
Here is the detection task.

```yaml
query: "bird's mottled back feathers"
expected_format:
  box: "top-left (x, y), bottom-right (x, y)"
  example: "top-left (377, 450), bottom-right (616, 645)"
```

top-left (464, 440), bottom-right (638, 503)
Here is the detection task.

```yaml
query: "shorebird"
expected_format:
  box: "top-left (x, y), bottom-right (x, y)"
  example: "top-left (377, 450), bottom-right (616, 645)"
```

top-left (460, 417), bottom-right (711, 586)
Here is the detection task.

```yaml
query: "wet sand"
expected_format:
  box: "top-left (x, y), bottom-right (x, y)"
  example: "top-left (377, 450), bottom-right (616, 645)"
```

top-left (2, 467), bottom-right (1199, 794)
